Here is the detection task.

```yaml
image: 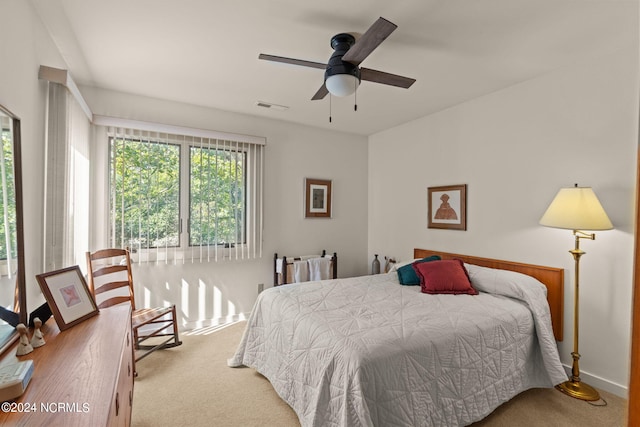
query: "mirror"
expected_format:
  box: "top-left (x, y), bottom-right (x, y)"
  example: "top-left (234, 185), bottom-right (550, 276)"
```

top-left (0, 104), bottom-right (26, 355)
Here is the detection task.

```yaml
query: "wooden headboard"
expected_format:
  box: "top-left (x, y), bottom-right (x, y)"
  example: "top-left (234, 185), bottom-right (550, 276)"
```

top-left (414, 248), bottom-right (564, 341)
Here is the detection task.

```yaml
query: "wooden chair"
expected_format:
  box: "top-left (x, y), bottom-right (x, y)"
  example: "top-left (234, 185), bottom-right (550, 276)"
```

top-left (86, 248), bottom-right (182, 367)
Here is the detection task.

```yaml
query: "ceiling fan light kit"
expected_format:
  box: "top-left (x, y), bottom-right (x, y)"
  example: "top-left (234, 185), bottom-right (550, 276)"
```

top-left (259, 16), bottom-right (416, 118)
top-left (325, 33), bottom-right (361, 97)
top-left (326, 74), bottom-right (359, 97)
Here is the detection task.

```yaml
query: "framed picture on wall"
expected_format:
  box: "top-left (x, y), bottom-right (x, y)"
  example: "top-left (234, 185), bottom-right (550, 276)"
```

top-left (428, 184), bottom-right (467, 230)
top-left (35, 265), bottom-right (99, 331)
top-left (305, 178), bottom-right (332, 218)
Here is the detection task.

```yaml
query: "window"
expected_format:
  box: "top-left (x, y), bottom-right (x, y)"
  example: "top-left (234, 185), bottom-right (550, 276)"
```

top-left (110, 138), bottom-right (180, 249)
top-left (189, 144), bottom-right (245, 247)
top-left (0, 118), bottom-right (17, 265)
top-left (107, 126), bottom-right (264, 262)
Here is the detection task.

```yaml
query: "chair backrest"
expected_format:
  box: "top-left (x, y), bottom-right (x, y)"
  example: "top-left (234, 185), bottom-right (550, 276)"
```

top-left (86, 248), bottom-right (136, 310)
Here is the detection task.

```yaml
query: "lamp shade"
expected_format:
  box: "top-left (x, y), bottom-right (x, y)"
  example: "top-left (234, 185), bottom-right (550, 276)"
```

top-left (539, 186), bottom-right (613, 231)
top-left (325, 74), bottom-right (359, 97)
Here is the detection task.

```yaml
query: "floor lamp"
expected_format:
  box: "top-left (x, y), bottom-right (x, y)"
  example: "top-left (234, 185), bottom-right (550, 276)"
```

top-left (539, 184), bottom-right (613, 401)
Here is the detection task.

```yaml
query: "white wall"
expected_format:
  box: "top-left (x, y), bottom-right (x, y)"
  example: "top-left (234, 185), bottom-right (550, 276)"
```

top-left (81, 87), bottom-right (369, 328)
top-left (368, 48), bottom-right (639, 397)
top-left (0, 0), bottom-right (70, 310)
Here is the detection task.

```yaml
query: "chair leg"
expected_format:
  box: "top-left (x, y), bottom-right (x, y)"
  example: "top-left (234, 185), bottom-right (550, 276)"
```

top-left (133, 325), bottom-right (139, 350)
top-left (171, 305), bottom-right (181, 347)
top-left (130, 324), bottom-right (139, 377)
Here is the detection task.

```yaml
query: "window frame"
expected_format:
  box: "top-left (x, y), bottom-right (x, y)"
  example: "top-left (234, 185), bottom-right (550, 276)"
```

top-left (99, 116), bottom-right (265, 263)
top-left (184, 140), bottom-right (248, 250)
top-left (109, 136), bottom-right (251, 262)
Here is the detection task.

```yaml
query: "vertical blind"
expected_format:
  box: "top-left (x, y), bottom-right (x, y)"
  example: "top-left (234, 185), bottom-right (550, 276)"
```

top-left (43, 82), bottom-right (91, 272)
top-left (106, 126), bottom-right (264, 263)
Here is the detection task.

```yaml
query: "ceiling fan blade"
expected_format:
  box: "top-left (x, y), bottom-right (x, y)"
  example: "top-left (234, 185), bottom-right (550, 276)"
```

top-left (341, 17), bottom-right (397, 66)
top-left (311, 83), bottom-right (329, 100)
top-left (360, 68), bottom-right (416, 89)
top-left (258, 54), bottom-right (326, 70)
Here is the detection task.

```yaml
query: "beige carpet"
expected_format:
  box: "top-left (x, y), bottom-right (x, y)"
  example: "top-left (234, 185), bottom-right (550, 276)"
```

top-left (132, 321), bottom-right (627, 427)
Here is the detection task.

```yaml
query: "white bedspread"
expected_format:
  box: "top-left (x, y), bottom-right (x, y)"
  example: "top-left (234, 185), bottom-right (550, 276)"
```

top-left (228, 265), bottom-right (567, 427)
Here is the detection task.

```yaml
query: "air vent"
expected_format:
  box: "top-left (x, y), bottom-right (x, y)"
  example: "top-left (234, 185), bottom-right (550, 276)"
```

top-left (255, 101), bottom-right (289, 111)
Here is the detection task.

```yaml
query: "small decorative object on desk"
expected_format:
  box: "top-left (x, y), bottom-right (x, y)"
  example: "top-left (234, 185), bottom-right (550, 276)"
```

top-left (372, 254), bottom-right (380, 274)
top-left (384, 256), bottom-right (396, 273)
top-left (30, 317), bottom-right (45, 348)
top-left (15, 323), bottom-right (33, 356)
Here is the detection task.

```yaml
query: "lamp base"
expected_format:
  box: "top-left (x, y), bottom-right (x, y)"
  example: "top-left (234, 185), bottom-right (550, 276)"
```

top-left (555, 380), bottom-right (600, 401)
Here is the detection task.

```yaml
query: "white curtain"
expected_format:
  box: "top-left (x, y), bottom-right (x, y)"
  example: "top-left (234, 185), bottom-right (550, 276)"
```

top-left (43, 82), bottom-right (91, 272)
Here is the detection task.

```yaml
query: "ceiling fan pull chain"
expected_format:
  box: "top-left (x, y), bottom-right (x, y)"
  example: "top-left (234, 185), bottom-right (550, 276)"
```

top-left (329, 94), bottom-right (332, 123)
top-left (354, 83), bottom-right (358, 111)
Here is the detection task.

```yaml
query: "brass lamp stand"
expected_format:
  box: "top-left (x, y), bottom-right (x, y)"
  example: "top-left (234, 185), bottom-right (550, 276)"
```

top-left (539, 184), bottom-right (613, 402)
top-left (555, 230), bottom-right (600, 401)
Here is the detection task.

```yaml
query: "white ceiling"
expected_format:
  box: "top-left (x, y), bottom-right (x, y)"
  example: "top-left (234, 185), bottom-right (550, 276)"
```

top-left (31, 0), bottom-right (637, 136)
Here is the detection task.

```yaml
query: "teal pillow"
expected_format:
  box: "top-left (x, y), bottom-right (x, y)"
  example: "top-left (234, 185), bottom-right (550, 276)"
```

top-left (397, 255), bottom-right (441, 285)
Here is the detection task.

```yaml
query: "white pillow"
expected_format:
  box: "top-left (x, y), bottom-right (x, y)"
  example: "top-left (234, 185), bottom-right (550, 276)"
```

top-left (387, 258), bottom-right (420, 273)
top-left (464, 263), bottom-right (547, 297)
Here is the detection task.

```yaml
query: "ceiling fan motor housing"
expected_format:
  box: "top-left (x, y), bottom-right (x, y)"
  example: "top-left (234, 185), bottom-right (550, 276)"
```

top-left (325, 33), bottom-right (361, 82)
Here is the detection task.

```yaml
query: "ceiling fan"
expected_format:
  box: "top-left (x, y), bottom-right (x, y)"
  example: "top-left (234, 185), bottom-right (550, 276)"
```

top-left (259, 17), bottom-right (416, 101)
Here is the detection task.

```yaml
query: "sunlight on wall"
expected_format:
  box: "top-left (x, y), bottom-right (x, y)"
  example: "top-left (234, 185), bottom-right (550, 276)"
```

top-left (199, 280), bottom-right (206, 320)
top-left (144, 286), bottom-right (150, 308)
top-left (157, 271), bottom-right (250, 331)
top-left (72, 147), bottom-right (90, 268)
top-left (228, 300), bottom-right (236, 317)
top-left (162, 281), bottom-right (172, 308)
top-left (213, 285), bottom-right (222, 320)
top-left (181, 278), bottom-right (189, 318)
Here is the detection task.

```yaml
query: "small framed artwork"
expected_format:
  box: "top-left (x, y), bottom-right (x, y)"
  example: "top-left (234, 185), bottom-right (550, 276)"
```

top-left (36, 266), bottom-right (99, 331)
top-left (428, 184), bottom-right (467, 230)
top-left (305, 178), bottom-right (332, 218)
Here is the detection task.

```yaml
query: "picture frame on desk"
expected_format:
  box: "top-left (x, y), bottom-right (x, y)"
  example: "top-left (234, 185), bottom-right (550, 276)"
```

top-left (35, 265), bottom-right (99, 331)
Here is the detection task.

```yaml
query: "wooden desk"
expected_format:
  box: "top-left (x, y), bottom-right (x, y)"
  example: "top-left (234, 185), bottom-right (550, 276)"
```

top-left (0, 305), bottom-right (133, 427)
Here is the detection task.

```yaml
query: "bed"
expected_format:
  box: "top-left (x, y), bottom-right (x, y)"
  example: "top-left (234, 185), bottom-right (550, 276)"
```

top-left (228, 249), bottom-right (568, 427)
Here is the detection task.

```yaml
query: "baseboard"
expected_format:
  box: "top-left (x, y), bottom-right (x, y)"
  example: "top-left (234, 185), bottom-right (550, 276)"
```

top-left (562, 364), bottom-right (628, 399)
top-left (182, 313), bottom-right (249, 331)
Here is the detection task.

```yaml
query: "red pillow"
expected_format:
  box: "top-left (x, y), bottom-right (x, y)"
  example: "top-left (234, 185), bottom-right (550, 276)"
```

top-left (412, 259), bottom-right (478, 295)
